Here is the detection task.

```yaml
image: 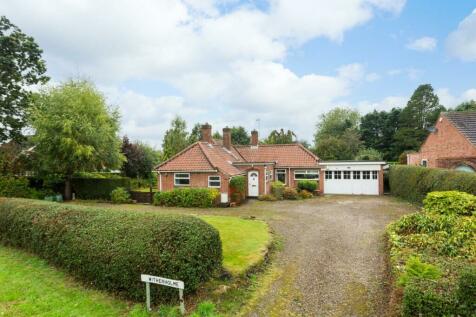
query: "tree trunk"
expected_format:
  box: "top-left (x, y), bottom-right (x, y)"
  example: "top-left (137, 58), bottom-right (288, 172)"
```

top-left (64, 177), bottom-right (72, 201)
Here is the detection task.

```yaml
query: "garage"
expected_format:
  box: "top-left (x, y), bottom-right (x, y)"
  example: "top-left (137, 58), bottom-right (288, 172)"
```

top-left (320, 161), bottom-right (386, 195)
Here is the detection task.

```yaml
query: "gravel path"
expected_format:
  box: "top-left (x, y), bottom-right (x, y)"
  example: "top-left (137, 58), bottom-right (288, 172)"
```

top-left (245, 195), bottom-right (415, 317)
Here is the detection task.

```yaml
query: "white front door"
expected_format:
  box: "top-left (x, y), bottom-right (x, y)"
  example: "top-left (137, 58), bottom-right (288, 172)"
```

top-left (248, 171), bottom-right (259, 197)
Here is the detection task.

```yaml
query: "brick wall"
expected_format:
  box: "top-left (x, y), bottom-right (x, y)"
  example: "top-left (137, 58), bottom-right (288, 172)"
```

top-left (407, 115), bottom-right (476, 168)
top-left (158, 171), bottom-right (229, 194)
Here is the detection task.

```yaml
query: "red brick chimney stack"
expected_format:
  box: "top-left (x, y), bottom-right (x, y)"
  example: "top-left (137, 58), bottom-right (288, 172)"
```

top-left (223, 127), bottom-right (231, 150)
top-left (201, 123), bottom-right (212, 143)
top-left (251, 130), bottom-right (258, 146)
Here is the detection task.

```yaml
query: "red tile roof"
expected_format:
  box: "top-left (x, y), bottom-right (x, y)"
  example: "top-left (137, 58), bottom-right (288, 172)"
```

top-left (157, 141), bottom-right (319, 175)
top-left (234, 144), bottom-right (319, 168)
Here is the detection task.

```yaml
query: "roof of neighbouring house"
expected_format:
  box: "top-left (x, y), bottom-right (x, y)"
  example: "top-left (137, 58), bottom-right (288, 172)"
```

top-left (157, 142), bottom-right (319, 175)
top-left (234, 144), bottom-right (319, 168)
top-left (444, 112), bottom-right (476, 145)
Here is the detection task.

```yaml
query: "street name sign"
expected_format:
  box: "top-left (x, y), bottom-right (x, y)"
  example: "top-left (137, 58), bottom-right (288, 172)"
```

top-left (140, 274), bottom-right (185, 314)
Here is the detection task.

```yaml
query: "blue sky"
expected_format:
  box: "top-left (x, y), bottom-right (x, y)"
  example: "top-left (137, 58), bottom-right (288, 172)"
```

top-left (1, 0), bottom-right (476, 146)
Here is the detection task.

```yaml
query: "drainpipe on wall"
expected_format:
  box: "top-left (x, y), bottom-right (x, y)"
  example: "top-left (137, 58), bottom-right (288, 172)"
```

top-left (159, 172), bottom-right (162, 191)
top-left (288, 167), bottom-right (291, 186)
top-left (264, 166), bottom-right (267, 194)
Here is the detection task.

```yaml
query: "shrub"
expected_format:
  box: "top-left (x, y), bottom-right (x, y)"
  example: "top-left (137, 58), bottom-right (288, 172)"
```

top-left (110, 187), bottom-right (131, 204)
top-left (270, 181), bottom-right (285, 200)
top-left (456, 266), bottom-right (476, 315)
top-left (0, 176), bottom-right (48, 199)
top-left (397, 256), bottom-right (441, 286)
top-left (153, 188), bottom-right (220, 208)
top-left (258, 194), bottom-right (277, 201)
top-left (230, 176), bottom-right (246, 204)
top-left (283, 187), bottom-right (299, 200)
top-left (299, 190), bottom-right (313, 199)
top-left (190, 301), bottom-right (221, 317)
top-left (0, 198), bottom-right (222, 302)
top-left (297, 180), bottom-right (317, 193)
top-left (389, 165), bottom-right (476, 204)
top-left (402, 282), bottom-right (455, 317)
top-left (423, 191), bottom-right (476, 216)
top-left (71, 177), bottom-right (131, 200)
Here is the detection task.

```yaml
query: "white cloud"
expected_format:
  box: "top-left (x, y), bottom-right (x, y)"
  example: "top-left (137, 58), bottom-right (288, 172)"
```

top-left (0, 0), bottom-right (407, 145)
top-left (365, 72), bottom-right (380, 82)
top-left (447, 9), bottom-right (476, 61)
top-left (436, 88), bottom-right (476, 108)
top-left (354, 95), bottom-right (407, 113)
top-left (406, 36), bottom-right (437, 52)
top-left (387, 67), bottom-right (423, 80)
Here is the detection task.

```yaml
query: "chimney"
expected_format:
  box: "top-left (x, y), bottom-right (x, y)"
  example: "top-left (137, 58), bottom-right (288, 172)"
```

top-left (201, 123), bottom-right (212, 143)
top-left (223, 127), bottom-right (231, 150)
top-left (251, 130), bottom-right (258, 146)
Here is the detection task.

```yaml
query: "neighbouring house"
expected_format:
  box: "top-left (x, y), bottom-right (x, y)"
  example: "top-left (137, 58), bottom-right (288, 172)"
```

top-left (156, 124), bottom-right (387, 202)
top-left (156, 124), bottom-right (320, 203)
top-left (407, 112), bottom-right (476, 172)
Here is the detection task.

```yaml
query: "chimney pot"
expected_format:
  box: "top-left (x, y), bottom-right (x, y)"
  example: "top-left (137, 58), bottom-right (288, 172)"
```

top-left (201, 123), bottom-right (212, 143)
top-left (251, 130), bottom-right (258, 146)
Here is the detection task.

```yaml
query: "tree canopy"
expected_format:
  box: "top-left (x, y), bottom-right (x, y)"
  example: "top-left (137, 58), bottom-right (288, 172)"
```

top-left (230, 126), bottom-right (250, 145)
top-left (161, 116), bottom-right (190, 160)
top-left (0, 16), bottom-right (49, 142)
top-left (121, 136), bottom-right (160, 179)
top-left (399, 84), bottom-right (444, 130)
top-left (30, 80), bottom-right (124, 199)
top-left (314, 108), bottom-right (361, 160)
top-left (453, 100), bottom-right (476, 112)
top-left (264, 129), bottom-right (296, 144)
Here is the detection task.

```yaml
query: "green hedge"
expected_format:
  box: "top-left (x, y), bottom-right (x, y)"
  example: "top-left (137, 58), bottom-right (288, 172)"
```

top-left (72, 177), bottom-right (131, 200)
top-left (389, 165), bottom-right (476, 203)
top-left (297, 180), bottom-right (317, 192)
top-left (0, 176), bottom-right (51, 199)
top-left (270, 181), bottom-right (285, 200)
top-left (153, 188), bottom-right (220, 208)
top-left (0, 198), bottom-right (222, 301)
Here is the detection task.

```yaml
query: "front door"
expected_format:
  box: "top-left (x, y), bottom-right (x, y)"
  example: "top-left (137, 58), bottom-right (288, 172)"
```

top-left (248, 171), bottom-right (259, 197)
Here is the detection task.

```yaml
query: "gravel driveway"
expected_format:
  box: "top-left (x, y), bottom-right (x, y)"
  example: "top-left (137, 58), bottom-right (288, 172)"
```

top-left (243, 195), bottom-right (415, 317)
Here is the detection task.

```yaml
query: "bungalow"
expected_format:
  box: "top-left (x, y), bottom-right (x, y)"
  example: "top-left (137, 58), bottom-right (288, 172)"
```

top-left (407, 112), bottom-right (476, 172)
top-left (156, 124), bottom-right (320, 203)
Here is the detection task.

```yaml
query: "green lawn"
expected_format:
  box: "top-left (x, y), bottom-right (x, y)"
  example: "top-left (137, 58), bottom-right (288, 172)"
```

top-left (0, 246), bottom-right (148, 317)
top-left (200, 215), bottom-right (271, 276)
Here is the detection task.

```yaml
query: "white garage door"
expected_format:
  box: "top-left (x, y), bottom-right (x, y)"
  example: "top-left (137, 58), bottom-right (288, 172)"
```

top-left (324, 170), bottom-right (379, 195)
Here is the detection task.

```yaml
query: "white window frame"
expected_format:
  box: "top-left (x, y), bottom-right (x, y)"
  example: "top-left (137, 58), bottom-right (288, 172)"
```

top-left (294, 170), bottom-right (319, 181)
top-left (325, 170), bottom-right (332, 180)
top-left (363, 171), bottom-right (371, 180)
top-left (353, 171), bottom-right (361, 180)
top-left (275, 169), bottom-right (286, 183)
top-left (343, 171), bottom-right (351, 179)
top-left (174, 173), bottom-right (190, 186)
top-left (208, 175), bottom-right (221, 188)
top-left (372, 171), bottom-right (378, 180)
top-left (334, 171), bottom-right (342, 179)
top-left (266, 169), bottom-right (273, 182)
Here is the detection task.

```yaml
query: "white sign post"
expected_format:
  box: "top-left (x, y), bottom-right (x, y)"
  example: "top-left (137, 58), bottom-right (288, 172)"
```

top-left (140, 274), bottom-right (185, 314)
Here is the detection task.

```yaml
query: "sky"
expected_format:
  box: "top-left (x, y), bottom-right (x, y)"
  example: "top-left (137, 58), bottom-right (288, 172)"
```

top-left (1, 0), bottom-right (476, 147)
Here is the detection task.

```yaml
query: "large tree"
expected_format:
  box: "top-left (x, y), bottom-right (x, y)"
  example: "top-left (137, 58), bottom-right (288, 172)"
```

top-left (162, 116), bottom-right (189, 160)
top-left (121, 136), bottom-right (160, 179)
top-left (188, 123), bottom-right (202, 144)
top-left (314, 108), bottom-right (362, 160)
top-left (0, 16), bottom-right (49, 142)
top-left (360, 108), bottom-right (401, 160)
top-left (399, 84), bottom-right (444, 130)
top-left (230, 126), bottom-right (250, 145)
top-left (264, 129), bottom-right (296, 144)
top-left (30, 80), bottom-right (124, 200)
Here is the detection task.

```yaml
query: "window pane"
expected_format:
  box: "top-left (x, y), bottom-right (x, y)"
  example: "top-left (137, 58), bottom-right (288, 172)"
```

top-left (209, 176), bottom-right (220, 181)
top-left (353, 171), bottom-right (360, 179)
top-left (344, 171), bottom-right (351, 179)
top-left (363, 171), bottom-right (371, 179)
top-left (334, 171), bottom-right (341, 179)
top-left (175, 173), bottom-right (189, 178)
top-left (176, 178), bottom-right (190, 185)
top-left (325, 171), bottom-right (332, 179)
top-left (372, 171), bottom-right (378, 179)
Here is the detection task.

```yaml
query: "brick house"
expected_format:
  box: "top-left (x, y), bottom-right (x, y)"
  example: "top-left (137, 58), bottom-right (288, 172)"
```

top-left (156, 124), bottom-right (320, 202)
top-left (407, 112), bottom-right (476, 172)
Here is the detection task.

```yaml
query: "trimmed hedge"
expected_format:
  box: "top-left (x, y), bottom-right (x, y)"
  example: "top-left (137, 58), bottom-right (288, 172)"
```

top-left (297, 180), bottom-right (317, 193)
top-left (72, 177), bottom-right (131, 200)
top-left (0, 198), bottom-right (222, 301)
top-left (389, 165), bottom-right (476, 203)
top-left (153, 188), bottom-right (220, 208)
top-left (0, 176), bottom-right (51, 199)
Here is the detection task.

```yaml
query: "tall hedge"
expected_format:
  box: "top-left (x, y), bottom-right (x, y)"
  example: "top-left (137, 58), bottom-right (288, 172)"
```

top-left (389, 165), bottom-right (476, 203)
top-left (0, 198), bottom-right (222, 301)
top-left (71, 177), bottom-right (131, 200)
